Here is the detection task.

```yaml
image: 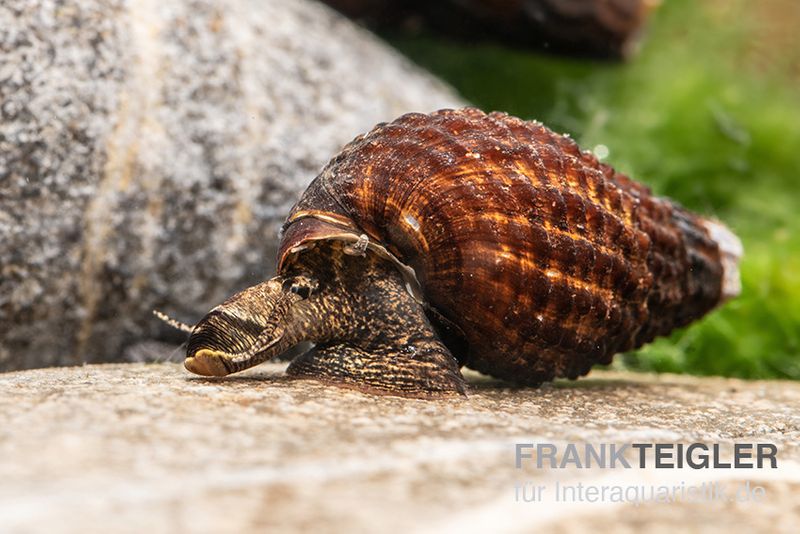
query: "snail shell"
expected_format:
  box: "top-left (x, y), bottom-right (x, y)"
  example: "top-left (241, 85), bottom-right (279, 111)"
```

top-left (276, 108), bottom-right (740, 385)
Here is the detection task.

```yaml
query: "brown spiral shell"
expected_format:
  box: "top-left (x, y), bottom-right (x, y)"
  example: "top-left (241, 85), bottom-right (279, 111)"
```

top-left (277, 108), bottom-right (730, 384)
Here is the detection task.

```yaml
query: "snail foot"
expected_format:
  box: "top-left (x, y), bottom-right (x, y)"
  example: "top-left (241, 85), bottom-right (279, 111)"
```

top-left (286, 342), bottom-right (467, 398)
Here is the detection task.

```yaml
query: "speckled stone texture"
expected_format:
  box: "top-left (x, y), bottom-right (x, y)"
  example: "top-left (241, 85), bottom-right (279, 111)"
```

top-left (0, 0), bottom-right (464, 371)
top-left (0, 364), bottom-right (798, 532)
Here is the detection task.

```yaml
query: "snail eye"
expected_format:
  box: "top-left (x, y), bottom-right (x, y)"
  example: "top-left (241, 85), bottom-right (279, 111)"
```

top-left (291, 284), bottom-right (312, 299)
top-left (282, 276), bottom-right (318, 300)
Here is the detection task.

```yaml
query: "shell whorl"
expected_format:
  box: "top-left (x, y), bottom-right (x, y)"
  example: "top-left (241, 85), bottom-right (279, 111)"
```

top-left (279, 108), bottom-right (735, 384)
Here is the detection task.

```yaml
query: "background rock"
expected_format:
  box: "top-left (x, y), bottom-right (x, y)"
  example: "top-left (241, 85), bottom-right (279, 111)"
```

top-left (0, 363), bottom-right (798, 532)
top-left (0, 0), bottom-right (464, 371)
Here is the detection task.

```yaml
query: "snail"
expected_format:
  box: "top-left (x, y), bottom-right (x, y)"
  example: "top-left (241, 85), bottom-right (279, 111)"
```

top-left (157, 108), bottom-right (742, 396)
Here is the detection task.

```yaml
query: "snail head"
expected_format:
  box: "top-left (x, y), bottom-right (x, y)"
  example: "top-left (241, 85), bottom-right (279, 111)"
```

top-left (155, 275), bottom-right (319, 376)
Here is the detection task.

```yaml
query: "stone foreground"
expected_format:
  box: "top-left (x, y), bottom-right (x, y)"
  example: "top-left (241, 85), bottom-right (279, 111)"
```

top-left (1, 363), bottom-right (799, 533)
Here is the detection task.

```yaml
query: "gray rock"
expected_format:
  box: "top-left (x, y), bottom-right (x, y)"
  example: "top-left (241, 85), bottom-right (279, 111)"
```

top-left (0, 363), bottom-right (798, 532)
top-left (0, 0), bottom-right (464, 371)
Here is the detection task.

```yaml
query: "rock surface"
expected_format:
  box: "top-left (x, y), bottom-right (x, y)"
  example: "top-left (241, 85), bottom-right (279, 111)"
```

top-left (1, 363), bottom-right (798, 533)
top-left (0, 0), bottom-right (464, 371)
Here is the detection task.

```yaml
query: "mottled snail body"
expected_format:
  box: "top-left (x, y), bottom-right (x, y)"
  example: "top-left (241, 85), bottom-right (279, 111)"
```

top-left (163, 108), bottom-right (742, 396)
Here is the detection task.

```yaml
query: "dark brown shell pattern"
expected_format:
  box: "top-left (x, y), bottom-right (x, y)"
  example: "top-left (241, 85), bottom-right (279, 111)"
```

top-left (278, 109), bottom-right (725, 385)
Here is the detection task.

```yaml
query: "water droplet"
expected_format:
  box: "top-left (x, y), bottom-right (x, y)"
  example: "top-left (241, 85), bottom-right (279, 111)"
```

top-left (593, 144), bottom-right (610, 160)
